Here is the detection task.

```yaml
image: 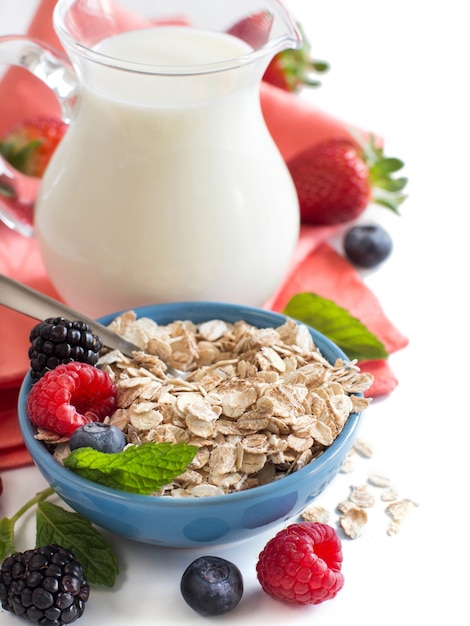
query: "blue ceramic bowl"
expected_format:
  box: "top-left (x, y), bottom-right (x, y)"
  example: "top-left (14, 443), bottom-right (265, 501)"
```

top-left (18, 302), bottom-right (363, 548)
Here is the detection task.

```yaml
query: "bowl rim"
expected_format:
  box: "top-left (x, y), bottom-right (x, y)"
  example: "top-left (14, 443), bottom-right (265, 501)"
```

top-left (19, 301), bottom-right (363, 507)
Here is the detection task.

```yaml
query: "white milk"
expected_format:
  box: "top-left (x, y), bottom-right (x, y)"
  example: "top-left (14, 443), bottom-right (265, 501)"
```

top-left (35, 27), bottom-right (299, 317)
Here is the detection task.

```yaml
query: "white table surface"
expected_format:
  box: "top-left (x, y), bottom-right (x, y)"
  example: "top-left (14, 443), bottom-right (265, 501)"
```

top-left (1, 1), bottom-right (469, 624)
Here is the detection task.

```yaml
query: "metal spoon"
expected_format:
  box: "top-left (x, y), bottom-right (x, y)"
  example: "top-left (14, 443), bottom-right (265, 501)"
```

top-left (0, 273), bottom-right (187, 379)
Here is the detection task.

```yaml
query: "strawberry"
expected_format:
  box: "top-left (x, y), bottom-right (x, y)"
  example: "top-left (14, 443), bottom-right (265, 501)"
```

top-left (0, 116), bottom-right (67, 178)
top-left (263, 23), bottom-right (329, 92)
top-left (226, 10), bottom-right (274, 49)
top-left (287, 135), bottom-right (408, 225)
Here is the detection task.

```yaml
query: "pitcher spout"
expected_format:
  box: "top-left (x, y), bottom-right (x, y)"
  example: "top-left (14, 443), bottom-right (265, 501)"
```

top-left (226, 2), bottom-right (302, 58)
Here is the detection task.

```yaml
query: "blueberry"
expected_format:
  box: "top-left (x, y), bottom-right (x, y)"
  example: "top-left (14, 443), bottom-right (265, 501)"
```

top-left (69, 423), bottom-right (126, 453)
top-left (180, 556), bottom-right (243, 616)
top-left (343, 223), bottom-right (393, 268)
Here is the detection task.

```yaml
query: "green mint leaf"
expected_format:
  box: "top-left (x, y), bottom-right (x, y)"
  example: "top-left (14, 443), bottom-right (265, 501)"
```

top-left (63, 442), bottom-right (197, 494)
top-left (0, 517), bottom-right (16, 561)
top-left (36, 501), bottom-right (119, 587)
top-left (283, 292), bottom-right (388, 361)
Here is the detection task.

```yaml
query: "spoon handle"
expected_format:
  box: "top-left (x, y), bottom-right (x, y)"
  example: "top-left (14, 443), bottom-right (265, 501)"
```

top-left (0, 273), bottom-right (139, 358)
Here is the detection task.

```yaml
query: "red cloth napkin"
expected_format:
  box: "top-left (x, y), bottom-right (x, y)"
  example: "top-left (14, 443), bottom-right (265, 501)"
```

top-left (0, 387), bottom-right (33, 469)
top-left (0, 0), bottom-right (408, 471)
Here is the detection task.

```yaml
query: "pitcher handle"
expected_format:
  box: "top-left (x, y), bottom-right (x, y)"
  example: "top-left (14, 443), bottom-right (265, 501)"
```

top-left (0, 36), bottom-right (77, 237)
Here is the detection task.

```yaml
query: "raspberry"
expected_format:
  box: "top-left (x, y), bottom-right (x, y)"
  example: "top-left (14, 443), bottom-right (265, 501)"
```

top-left (27, 362), bottom-right (117, 436)
top-left (256, 522), bottom-right (344, 605)
top-left (29, 317), bottom-right (103, 382)
top-left (0, 544), bottom-right (90, 625)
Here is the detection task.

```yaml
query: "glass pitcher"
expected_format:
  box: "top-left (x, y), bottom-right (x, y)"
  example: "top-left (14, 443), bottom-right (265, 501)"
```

top-left (0, 0), bottom-right (301, 317)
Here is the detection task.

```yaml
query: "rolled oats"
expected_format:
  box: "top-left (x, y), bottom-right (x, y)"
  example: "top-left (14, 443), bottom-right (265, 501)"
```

top-left (340, 451), bottom-right (356, 474)
top-left (301, 505), bottom-right (331, 524)
top-left (353, 438), bottom-right (375, 458)
top-left (349, 484), bottom-right (376, 508)
top-left (385, 499), bottom-right (418, 522)
top-left (317, 441), bottom-right (419, 539)
top-left (96, 312), bottom-right (373, 497)
top-left (385, 499), bottom-right (419, 536)
top-left (339, 507), bottom-right (368, 539)
top-left (381, 487), bottom-right (399, 502)
top-left (368, 473), bottom-right (391, 488)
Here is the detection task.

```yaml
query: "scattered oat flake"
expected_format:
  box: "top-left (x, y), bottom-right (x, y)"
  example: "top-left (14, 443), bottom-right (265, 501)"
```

top-left (349, 484), bottom-right (375, 508)
top-left (300, 505), bottom-right (330, 524)
top-left (381, 488), bottom-right (399, 502)
top-left (336, 500), bottom-right (356, 515)
top-left (340, 507), bottom-right (368, 539)
top-left (386, 521), bottom-right (402, 536)
top-left (385, 499), bottom-right (418, 522)
top-left (340, 455), bottom-right (355, 474)
top-left (368, 473), bottom-right (391, 488)
top-left (353, 439), bottom-right (374, 458)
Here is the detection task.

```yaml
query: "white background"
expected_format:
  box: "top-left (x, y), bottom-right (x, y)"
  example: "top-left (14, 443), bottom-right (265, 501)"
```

top-left (1, 1), bottom-right (469, 625)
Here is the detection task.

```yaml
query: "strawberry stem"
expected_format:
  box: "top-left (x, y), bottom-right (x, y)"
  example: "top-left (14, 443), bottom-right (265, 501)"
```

top-left (352, 131), bottom-right (408, 214)
top-left (0, 139), bottom-right (43, 175)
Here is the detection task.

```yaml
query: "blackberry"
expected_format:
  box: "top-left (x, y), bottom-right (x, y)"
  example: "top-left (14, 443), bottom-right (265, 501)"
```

top-left (0, 544), bottom-right (90, 625)
top-left (28, 317), bottom-right (103, 382)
